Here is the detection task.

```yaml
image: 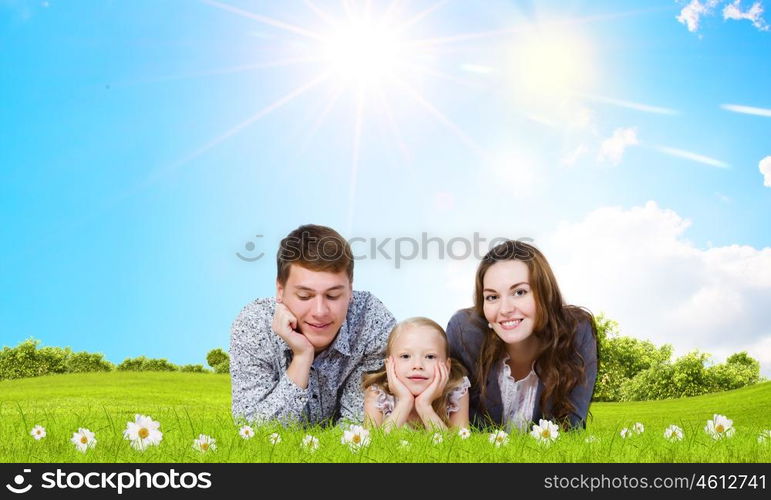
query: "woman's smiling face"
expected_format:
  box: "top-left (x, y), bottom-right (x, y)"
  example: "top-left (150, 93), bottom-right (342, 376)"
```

top-left (482, 260), bottom-right (538, 346)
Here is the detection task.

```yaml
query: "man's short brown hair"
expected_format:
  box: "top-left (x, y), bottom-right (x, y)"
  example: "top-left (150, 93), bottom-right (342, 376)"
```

top-left (276, 224), bottom-right (354, 285)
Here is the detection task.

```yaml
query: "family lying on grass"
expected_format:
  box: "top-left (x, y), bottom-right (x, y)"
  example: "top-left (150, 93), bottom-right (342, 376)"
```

top-left (230, 224), bottom-right (597, 433)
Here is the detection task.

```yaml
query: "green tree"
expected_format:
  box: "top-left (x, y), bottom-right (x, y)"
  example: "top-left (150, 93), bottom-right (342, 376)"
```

top-left (206, 348), bottom-right (230, 374)
top-left (593, 314), bottom-right (672, 401)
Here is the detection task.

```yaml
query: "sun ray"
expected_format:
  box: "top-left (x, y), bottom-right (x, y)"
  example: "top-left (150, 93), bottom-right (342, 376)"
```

top-left (303, 0), bottom-right (338, 28)
top-left (653, 146), bottom-right (730, 168)
top-left (408, 7), bottom-right (672, 47)
top-left (396, 0), bottom-right (450, 33)
top-left (382, 0), bottom-right (405, 25)
top-left (342, 0), bottom-right (358, 23)
top-left (372, 84), bottom-right (411, 163)
top-left (576, 92), bottom-right (678, 115)
top-left (297, 85), bottom-right (346, 155)
top-left (202, 0), bottom-right (325, 41)
top-left (405, 62), bottom-right (487, 90)
top-left (721, 104), bottom-right (771, 117)
top-left (390, 76), bottom-right (482, 154)
top-left (113, 57), bottom-right (324, 87)
top-left (347, 90), bottom-right (366, 233)
top-left (147, 72), bottom-right (330, 184)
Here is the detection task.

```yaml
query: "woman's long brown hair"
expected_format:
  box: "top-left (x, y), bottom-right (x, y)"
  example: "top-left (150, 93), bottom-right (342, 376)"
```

top-left (472, 240), bottom-right (595, 428)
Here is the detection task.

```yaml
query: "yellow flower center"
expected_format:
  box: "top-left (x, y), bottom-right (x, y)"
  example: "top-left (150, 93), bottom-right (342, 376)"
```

top-left (201, 442), bottom-right (209, 451)
top-left (541, 429), bottom-right (550, 438)
top-left (716, 424), bottom-right (724, 433)
top-left (352, 434), bottom-right (361, 444)
top-left (80, 436), bottom-right (88, 444)
top-left (36, 430), bottom-right (42, 435)
top-left (138, 428), bottom-right (149, 439)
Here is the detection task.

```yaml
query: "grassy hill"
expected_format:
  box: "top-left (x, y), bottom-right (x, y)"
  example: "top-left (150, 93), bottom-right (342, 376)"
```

top-left (1, 373), bottom-right (769, 462)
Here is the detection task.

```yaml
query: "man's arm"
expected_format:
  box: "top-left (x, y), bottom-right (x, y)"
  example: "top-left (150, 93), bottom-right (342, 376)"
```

top-left (337, 295), bottom-right (396, 424)
top-left (337, 339), bottom-right (387, 424)
top-left (230, 305), bottom-right (310, 423)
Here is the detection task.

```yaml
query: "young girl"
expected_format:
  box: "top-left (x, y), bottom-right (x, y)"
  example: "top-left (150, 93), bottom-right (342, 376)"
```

top-left (363, 317), bottom-right (470, 431)
top-left (447, 240), bottom-right (598, 431)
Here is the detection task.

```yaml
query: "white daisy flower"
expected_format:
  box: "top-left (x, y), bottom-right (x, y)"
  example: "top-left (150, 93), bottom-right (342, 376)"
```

top-left (399, 439), bottom-right (410, 448)
top-left (268, 432), bottom-right (282, 445)
top-left (664, 424), bottom-right (684, 442)
top-left (620, 427), bottom-right (632, 439)
top-left (30, 425), bottom-right (46, 440)
top-left (431, 432), bottom-right (444, 445)
top-left (341, 425), bottom-right (370, 451)
top-left (757, 430), bottom-right (771, 444)
top-left (301, 434), bottom-right (319, 452)
top-left (633, 422), bottom-right (645, 434)
top-left (584, 435), bottom-right (599, 444)
top-left (123, 414), bottom-right (162, 451)
top-left (457, 427), bottom-right (471, 440)
top-left (530, 419), bottom-right (559, 444)
top-left (192, 434), bottom-right (216, 453)
top-left (488, 430), bottom-right (509, 447)
top-left (238, 425), bottom-right (254, 440)
top-left (70, 428), bottom-right (96, 453)
top-left (705, 414), bottom-right (735, 440)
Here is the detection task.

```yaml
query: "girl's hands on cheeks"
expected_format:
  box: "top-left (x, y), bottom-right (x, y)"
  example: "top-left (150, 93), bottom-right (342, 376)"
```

top-left (415, 362), bottom-right (448, 411)
top-left (386, 356), bottom-right (414, 406)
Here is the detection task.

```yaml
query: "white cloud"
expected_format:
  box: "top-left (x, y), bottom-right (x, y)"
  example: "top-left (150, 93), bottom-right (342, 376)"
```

top-left (723, 0), bottom-right (770, 31)
top-left (597, 127), bottom-right (638, 165)
top-left (546, 201), bottom-right (771, 376)
top-left (676, 0), bottom-right (770, 32)
top-left (677, 0), bottom-right (721, 32)
top-left (760, 156), bottom-right (771, 187)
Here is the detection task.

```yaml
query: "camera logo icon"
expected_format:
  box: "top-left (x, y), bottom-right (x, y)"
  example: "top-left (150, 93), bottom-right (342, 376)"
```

top-left (5, 469), bottom-right (32, 494)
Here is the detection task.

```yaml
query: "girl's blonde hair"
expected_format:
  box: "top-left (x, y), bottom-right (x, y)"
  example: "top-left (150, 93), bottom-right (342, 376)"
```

top-left (362, 316), bottom-right (467, 426)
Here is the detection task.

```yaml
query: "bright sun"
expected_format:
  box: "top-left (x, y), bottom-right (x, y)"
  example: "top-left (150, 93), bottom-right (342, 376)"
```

top-left (512, 27), bottom-right (594, 97)
top-left (321, 20), bottom-right (408, 88)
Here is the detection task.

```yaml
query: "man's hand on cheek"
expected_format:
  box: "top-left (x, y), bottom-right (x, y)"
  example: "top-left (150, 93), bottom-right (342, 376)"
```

top-left (273, 302), bottom-right (315, 358)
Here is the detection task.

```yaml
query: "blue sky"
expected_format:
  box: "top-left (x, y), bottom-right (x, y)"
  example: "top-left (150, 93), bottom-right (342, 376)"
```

top-left (2, 0), bottom-right (770, 374)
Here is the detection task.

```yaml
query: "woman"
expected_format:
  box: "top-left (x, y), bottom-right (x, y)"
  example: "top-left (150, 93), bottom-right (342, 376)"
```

top-left (446, 240), bottom-right (598, 430)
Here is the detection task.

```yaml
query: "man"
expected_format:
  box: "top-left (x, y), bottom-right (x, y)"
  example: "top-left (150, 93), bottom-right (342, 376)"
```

top-left (230, 224), bottom-right (396, 425)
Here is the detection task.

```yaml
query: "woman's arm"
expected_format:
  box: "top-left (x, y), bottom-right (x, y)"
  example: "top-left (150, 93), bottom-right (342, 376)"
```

top-left (567, 320), bottom-right (598, 428)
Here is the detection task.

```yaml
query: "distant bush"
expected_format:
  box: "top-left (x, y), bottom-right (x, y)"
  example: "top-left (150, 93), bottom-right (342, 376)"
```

top-left (180, 364), bottom-right (208, 373)
top-left (0, 339), bottom-right (113, 381)
top-left (709, 352), bottom-right (761, 391)
top-left (117, 356), bottom-right (178, 372)
top-left (593, 313), bottom-right (763, 402)
top-left (66, 352), bottom-right (114, 373)
top-left (206, 348), bottom-right (230, 374)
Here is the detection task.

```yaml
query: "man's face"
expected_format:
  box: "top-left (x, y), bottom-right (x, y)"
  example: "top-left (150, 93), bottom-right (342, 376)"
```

top-left (276, 264), bottom-right (352, 353)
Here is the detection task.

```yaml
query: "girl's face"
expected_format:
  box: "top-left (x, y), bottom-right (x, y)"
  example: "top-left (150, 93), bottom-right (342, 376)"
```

top-left (391, 326), bottom-right (451, 396)
top-left (482, 260), bottom-right (538, 346)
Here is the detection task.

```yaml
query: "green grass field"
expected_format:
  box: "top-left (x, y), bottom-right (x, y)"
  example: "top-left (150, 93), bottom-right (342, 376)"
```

top-left (1, 372), bottom-right (770, 463)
